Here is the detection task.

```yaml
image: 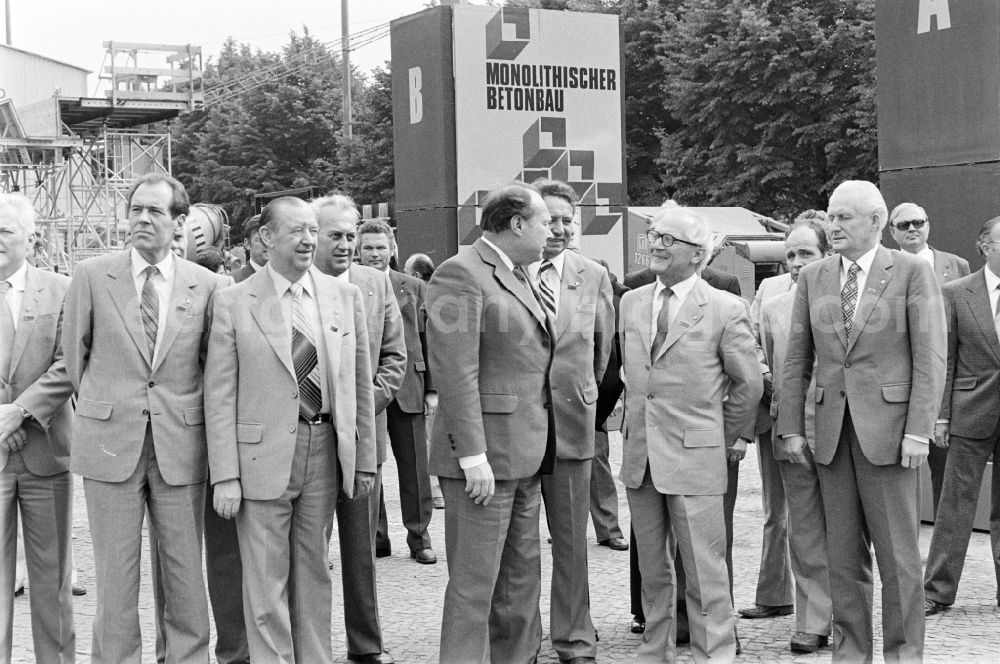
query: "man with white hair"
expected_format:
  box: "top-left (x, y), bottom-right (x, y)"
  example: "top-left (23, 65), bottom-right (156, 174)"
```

top-left (887, 202), bottom-right (969, 515)
top-left (0, 193), bottom-right (76, 662)
top-left (619, 206), bottom-right (761, 663)
top-left (777, 180), bottom-right (946, 662)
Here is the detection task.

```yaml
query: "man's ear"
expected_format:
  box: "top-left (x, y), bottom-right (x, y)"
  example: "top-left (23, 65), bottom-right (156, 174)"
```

top-left (509, 215), bottom-right (524, 236)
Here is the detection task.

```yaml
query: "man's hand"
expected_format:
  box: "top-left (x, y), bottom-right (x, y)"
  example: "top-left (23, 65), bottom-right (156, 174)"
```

top-left (424, 392), bottom-right (438, 418)
top-left (933, 422), bottom-right (950, 449)
top-left (214, 479), bottom-right (242, 519)
top-left (727, 438), bottom-right (748, 464)
top-left (0, 404), bottom-right (26, 450)
top-left (900, 437), bottom-right (930, 469)
top-left (0, 428), bottom-right (27, 453)
top-left (779, 434), bottom-right (809, 467)
top-left (353, 471), bottom-right (376, 499)
top-left (761, 372), bottom-right (773, 406)
top-left (463, 461), bottom-right (495, 505)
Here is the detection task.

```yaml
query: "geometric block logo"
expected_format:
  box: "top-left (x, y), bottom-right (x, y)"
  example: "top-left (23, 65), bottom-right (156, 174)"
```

top-left (485, 8), bottom-right (530, 60)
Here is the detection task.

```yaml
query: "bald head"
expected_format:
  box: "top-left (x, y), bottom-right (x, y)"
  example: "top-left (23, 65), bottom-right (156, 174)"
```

top-left (827, 180), bottom-right (887, 261)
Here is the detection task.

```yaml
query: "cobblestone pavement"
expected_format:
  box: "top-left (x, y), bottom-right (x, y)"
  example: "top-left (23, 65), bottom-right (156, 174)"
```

top-left (10, 432), bottom-right (1000, 662)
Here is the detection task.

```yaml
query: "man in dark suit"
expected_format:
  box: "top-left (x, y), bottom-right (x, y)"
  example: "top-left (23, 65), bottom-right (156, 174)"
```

top-left (64, 173), bottom-right (227, 663)
top-left (312, 196), bottom-right (406, 664)
top-left (924, 216), bottom-right (1000, 615)
top-left (777, 180), bottom-right (946, 662)
top-left (0, 193), bottom-right (76, 663)
top-left (358, 220), bottom-right (438, 565)
top-left (529, 179), bottom-right (613, 662)
top-left (230, 214), bottom-right (267, 284)
top-left (888, 202), bottom-right (971, 515)
top-left (427, 182), bottom-right (555, 663)
top-left (206, 197), bottom-right (377, 663)
top-left (625, 234), bottom-right (745, 640)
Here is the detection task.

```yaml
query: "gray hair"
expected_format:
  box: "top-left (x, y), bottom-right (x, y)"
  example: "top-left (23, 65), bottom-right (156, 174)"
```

top-left (310, 194), bottom-right (361, 224)
top-left (650, 206), bottom-right (712, 270)
top-left (888, 202), bottom-right (928, 225)
top-left (0, 192), bottom-right (37, 236)
top-left (831, 180), bottom-right (888, 230)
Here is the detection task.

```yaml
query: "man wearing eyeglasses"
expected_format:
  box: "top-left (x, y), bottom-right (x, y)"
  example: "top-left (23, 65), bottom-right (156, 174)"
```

top-left (620, 206), bottom-right (761, 663)
top-left (924, 216), bottom-right (1000, 616)
top-left (888, 202), bottom-right (970, 516)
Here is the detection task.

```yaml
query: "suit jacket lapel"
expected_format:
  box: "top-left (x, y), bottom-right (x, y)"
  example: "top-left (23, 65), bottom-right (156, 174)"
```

top-left (818, 258), bottom-right (849, 349)
top-left (311, 267), bottom-right (342, 390)
top-left (152, 260), bottom-right (198, 373)
top-left (106, 252), bottom-right (152, 366)
top-left (634, 284), bottom-right (654, 358)
top-left (848, 247), bottom-right (893, 353)
top-left (653, 279), bottom-right (707, 363)
top-left (247, 270), bottom-right (296, 379)
top-left (8, 265), bottom-right (42, 377)
top-left (555, 254), bottom-right (583, 340)
top-left (475, 239), bottom-right (546, 327)
top-left (967, 271), bottom-right (1000, 363)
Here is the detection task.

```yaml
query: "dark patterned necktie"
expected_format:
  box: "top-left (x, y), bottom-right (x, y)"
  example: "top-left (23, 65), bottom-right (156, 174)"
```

top-left (841, 262), bottom-right (861, 338)
top-left (537, 260), bottom-right (558, 321)
top-left (141, 266), bottom-right (159, 358)
top-left (650, 287), bottom-right (672, 359)
top-left (290, 284), bottom-right (322, 421)
top-left (0, 281), bottom-right (13, 379)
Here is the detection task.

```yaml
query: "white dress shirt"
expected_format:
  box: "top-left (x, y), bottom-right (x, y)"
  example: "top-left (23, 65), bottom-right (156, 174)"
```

top-left (916, 246), bottom-right (934, 268)
top-left (651, 272), bottom-right (698, 341)
top-left (249, 259), bottom-right (265, 273)
top-left (0, 262), bottom-right (28, 332)
top-left (267, 265), bottom-right (330, 414)
top-left (986, 265), bottom-right (1000, 320)
top-left (839, 245), bottom-right (879, 323)
top-left (131, 249), bottom-right (174, 366)
top-left (529, 250), bottom-right (566, 314)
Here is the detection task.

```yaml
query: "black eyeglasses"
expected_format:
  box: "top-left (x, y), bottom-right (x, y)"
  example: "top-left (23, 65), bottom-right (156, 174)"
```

top-left (892, 220), bottom-right (927, 231)
top-left (646, 229), bottom-right (702, 248)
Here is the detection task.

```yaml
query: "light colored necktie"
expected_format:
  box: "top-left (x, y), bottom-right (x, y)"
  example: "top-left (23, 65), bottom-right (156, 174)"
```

top-left (141, 266), bottom-right (159, 358)
top-left (289, 284), bottom-right (322, 421)
top-left (0, 281), bottom-right (13, 380)
top-left (841, 262), bottom-right (861, 338)
top-left (650, 288), bottom-right (672, 359)
top-left (537, 260), bottom-right (558, 321)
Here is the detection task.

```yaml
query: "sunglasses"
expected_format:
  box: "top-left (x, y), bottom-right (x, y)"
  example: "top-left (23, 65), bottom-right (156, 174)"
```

top-left (892, 220), bottom-right (927, 231)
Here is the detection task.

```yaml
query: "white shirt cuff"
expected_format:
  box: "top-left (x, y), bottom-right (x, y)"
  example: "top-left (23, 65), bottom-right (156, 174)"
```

top-left (458, 453), bottom-right (488, 470)
top-left (935, 419), bottom-right (949, 425)
top-left (904, 434), bottom-right (930, 445)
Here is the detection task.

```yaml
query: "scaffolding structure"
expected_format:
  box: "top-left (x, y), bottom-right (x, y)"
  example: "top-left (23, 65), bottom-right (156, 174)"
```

top-left (0, 42), bottom-right (203, 272)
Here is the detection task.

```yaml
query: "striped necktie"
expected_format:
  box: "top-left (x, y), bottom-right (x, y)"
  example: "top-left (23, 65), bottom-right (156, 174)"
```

top-left (537, 260), bottom-right (558, 321)
top-left (289, 283), bottom-right (323, 421)
top-left (650, 287), bottom-right (672, 359)
top-left (841, 262), bottom-right (861, 339)
top-left (140, 266), bottom-right (159, 358)
top-left (0, 281), bottom-right (13, 380)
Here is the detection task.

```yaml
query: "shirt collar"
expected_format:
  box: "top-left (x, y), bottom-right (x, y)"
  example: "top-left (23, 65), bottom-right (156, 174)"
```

top-left (916, 246), bottom-right (934, 266)
top-left (654, 271), bottom-right (698, 302)
top-left (267, 264), bottom-right (314, 298)
top-left (131, 248), bottom-right (174, 283)
top-left (1, 261), bottom-right (28, 292)
top-left (841, 244), bottom-right (879, 275)
top-left (334, 265), bottom-right (353, 283)
top-left (530, 250), bottom-right (566, 279)
top-left (249, 259), bottom-right (265, 272)
top-left (481, 236), bottom-right (516, 272)
top-left (985, 264), bottom-right (1000, 292)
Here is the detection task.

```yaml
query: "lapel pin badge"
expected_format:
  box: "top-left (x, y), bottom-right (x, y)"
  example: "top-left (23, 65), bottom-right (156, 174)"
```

top-left (330, 325), bottom-right (338, 332)
top-left (568, 282), bottom-right (580, 290)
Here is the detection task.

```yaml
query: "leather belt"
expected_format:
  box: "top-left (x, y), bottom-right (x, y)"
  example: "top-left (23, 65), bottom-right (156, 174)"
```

top-left (299, 413), bottom-right (332, 424)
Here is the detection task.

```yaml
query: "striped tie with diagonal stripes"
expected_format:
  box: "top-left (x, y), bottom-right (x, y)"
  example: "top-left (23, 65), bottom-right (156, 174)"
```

top-left (140, 266), bottom-right (159, 358)
top-left (537, 260), bottom-right (558, 321)
top-left (841, 262), bottom-right (861, 339)
top-left (289, 283), bottom-right (323, 421)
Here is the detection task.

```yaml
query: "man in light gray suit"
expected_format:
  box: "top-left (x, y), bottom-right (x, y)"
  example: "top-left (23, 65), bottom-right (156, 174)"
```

top-left (529, 179), bottom-right (613, 663)
top-left (620, 206), bottom-right (761, 663)
top-left (312, 195), bottom-right (406, 664)
top-left (924, 216), bottom-right (1000, 615)
top-left (207, 196), bottom-right (377, 663)
top-left (887, 202), bottom-right (970, 515)
top-left (63, 173), bottom-right (226, 664)
top-left (0, 193), bottom-right (75, 663)
top-left (778, 181), bottom-right (947, 663)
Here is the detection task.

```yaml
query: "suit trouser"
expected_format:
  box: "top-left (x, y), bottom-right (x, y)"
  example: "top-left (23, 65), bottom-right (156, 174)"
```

top-left (777, 444), bottom-right (832, 635)
top-left (337, 464), bottom-right (385, 656)
top-left (751, 431), bottom-right (794, 606)
top-left (439, 475), bottom-right (543, 664)
top-left (590, 429), bottom-right (624, 542)
top-left (926, 444), bottom-right (948, 517)
top-left (924, 429), bottom-right (1000, 606)
top-left (541, 459), bottom-right (597, 660)
top-left (632, 458), bottom-right (739, 636)
top-left (150, 481), bottom-right (250, 664)
top-left (237, 421), bottom-right (338, 664)
top-left (0, 454), bottom-right (74, 664)
top-left (84, 429), bottom-right (208, 664)
top-left (627, 479), bottom-right (735, 664)
top-left (376, 400), bottom-right (433, 553)
top-left (817, 409), bottom-right (923, 664)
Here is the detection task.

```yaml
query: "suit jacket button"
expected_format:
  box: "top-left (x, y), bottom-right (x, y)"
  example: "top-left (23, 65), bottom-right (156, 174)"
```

top-left (292, 391), bottom-right (298, 399)
top-left (289, 425), bottom-right (296, 433)
top-left (844, 362), bottom-right (851, 368)
top-left (148, 381), bottom-right (155, 387)
top-left (142, 409), bottom-right (149, 416)
top-left (840, 391), bottom-right (846, 398)
top-left (647, 394), bottom-right (653, 400)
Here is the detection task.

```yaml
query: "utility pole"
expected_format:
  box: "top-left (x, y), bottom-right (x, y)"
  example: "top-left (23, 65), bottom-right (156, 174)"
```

top-left (341, 0), bottom-right (352, 139)
top-left (5, 0), bottom-right (12, 46)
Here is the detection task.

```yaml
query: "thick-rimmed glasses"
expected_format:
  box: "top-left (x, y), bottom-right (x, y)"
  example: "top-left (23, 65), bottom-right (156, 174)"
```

top-left (646, 229), bottom-right (702, 248)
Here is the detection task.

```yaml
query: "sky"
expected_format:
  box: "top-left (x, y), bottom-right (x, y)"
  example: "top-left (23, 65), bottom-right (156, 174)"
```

top-left (4, 0), bottom-right (462, 91)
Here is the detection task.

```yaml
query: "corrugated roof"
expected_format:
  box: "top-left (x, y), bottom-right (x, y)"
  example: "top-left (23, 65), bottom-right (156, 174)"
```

top-left (0, 43), bottom-right (91, 73)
